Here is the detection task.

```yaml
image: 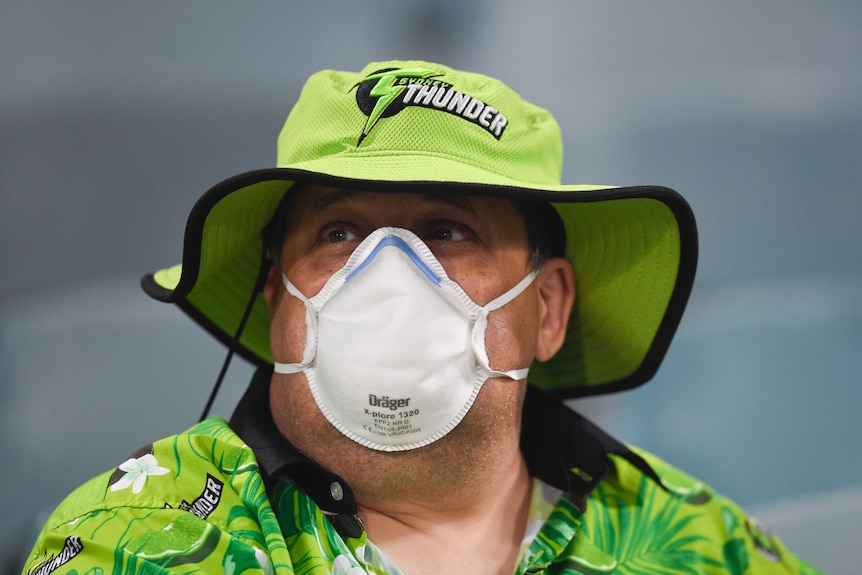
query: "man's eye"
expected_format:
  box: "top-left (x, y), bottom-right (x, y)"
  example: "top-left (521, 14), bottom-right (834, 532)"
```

top-left (429, 225), bottom-right (466, 242)
top-left (326, 228), bottom-right (357, 243)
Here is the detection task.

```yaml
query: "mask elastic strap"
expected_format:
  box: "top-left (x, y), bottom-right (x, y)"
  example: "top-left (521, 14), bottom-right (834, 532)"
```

top-left (478, 269), bottom-right (540, 382)
top-left (199, 240), bottom-right (271, 422)
top-left (272, 274), bottom-right (316, 374)
top-left (282, 273), bottom-right (311, 303)
top-left (494, 366), bottom-right (531, 381)
top-left (483, 269), bottom-right (539, 312)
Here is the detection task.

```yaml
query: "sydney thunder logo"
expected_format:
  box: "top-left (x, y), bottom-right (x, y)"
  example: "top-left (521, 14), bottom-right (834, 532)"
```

top-left (353, 68), bottom-right (509, 145)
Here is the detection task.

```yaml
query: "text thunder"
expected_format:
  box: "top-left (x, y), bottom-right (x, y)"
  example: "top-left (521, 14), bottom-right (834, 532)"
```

top-left (395, 77), bottom-right (508, 139)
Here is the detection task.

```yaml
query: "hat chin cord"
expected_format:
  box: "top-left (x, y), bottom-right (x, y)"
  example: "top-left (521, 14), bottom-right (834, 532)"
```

top-left (199, 241), bottom-right (272, 422)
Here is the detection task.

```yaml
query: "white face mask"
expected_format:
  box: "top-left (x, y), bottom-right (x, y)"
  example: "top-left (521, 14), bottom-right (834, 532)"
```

top-left (273, 227), bottom-right (537, 452)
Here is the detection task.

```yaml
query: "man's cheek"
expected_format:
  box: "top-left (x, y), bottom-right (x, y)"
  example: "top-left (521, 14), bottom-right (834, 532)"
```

top-left (484, 307), bottom-right (536, 373)
top-left (270, 298), bottom-right (309, 363)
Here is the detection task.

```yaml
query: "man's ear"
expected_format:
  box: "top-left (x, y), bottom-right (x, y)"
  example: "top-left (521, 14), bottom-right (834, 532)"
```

top-left (534, 258), bottom-right (576, 362)
top-left (263, 267), bottom-right (283, 310)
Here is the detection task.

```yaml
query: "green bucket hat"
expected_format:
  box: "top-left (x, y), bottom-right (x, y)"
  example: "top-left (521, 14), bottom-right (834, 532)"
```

top-left (142, 59), bottom-right (697, 399)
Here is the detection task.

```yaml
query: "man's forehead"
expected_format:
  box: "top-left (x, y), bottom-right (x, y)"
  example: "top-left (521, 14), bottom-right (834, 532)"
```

top-left (293, 184), bottom-right (495, 220)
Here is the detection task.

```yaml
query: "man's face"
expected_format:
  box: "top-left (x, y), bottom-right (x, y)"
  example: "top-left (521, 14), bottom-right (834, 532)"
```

top-left (268, 185), bottom-right (541, 375)
top-left (263, 185), bottom-right (572, 490)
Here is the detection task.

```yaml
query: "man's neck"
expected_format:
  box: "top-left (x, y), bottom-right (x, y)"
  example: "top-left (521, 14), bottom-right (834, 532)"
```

top-left (356, 447), bottom-right (532, 575)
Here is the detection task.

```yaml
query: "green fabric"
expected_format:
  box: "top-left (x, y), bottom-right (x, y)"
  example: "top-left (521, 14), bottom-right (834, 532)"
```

top-left (24, 419), bottom-right (820, 575)
top-left (144, 60), bottom-right (698, 397)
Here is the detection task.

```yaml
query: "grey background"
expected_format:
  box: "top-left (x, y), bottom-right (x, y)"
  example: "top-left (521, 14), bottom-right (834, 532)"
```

top-left (2, 2), bottom-right (860, 572)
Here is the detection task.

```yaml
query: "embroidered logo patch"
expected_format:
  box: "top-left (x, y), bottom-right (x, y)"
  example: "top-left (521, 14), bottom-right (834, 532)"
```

top-left (353, 67), bottom-right (508, 145)
top-left (177, 474), bottom-right (225, 520)
top-left (28, 536), bottom-right (83, 575)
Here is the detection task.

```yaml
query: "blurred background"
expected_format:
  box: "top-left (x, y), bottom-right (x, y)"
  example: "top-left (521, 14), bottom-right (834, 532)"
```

top-left (1, 2), bottom-right (860, 572)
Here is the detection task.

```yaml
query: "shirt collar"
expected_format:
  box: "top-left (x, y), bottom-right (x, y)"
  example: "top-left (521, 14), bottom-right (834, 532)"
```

top-left (230, 367), bottom-right (661, 517)
top-left (228, 367), bottom-right (358, 517)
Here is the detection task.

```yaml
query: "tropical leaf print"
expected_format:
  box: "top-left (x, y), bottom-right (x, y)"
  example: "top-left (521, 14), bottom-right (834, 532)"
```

top-left (129, 513), bottom-right (219, 562)
top-left (583, 476), bottom-right (724, 575)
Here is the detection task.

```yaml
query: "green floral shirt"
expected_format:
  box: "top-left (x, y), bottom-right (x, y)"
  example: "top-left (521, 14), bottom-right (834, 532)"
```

top-left (24, 416), bottom-right (821, 575)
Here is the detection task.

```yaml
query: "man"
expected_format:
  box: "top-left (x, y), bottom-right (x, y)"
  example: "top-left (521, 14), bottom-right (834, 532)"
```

top-left (24, 61), bottom-right (819, 574)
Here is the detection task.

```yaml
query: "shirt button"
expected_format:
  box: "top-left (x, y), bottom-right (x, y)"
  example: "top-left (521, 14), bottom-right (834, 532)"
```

top-left (330, 481), bottom-right (344, 501)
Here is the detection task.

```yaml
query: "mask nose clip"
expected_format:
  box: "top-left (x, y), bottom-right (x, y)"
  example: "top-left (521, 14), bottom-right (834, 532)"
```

top-left (344, 233), bottom-right (441, 286)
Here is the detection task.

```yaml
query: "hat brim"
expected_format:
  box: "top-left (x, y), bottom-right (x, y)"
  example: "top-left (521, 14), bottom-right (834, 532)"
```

top-left (143, 163), bottom-right (697, 398)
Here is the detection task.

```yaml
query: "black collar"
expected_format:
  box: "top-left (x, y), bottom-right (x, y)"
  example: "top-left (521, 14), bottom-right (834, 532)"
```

top-left (229, 367), bottom-right (661, 527)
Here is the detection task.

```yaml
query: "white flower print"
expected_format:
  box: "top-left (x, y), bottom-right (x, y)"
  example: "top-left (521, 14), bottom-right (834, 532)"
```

top-left (331, 553), bottom-right (368, 575)
top-left (110, 454), bottom-right (169, 494)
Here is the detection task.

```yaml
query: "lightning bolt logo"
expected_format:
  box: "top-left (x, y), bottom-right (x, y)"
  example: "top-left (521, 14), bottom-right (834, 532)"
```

top-left (356, 67), bottom-right (440, 145)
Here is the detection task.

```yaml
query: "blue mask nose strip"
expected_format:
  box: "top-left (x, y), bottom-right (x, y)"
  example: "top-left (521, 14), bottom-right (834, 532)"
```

top-left (345, 235), bottom-right (441, 286)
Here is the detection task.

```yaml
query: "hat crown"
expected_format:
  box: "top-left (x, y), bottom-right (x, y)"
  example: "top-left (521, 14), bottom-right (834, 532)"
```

top-left (276, 60), bottom-right (564, 186)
